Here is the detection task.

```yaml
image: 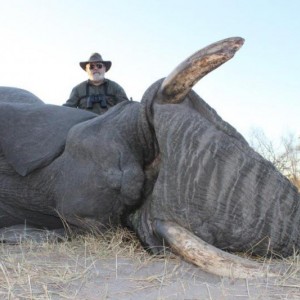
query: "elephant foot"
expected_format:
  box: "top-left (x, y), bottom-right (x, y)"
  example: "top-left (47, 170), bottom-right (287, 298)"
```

top-left (0, 224), bottom-right (67, 244)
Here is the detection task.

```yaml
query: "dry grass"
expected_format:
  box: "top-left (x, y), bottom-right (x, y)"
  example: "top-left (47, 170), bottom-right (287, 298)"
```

top-left (0, 228), bottom-right (173, 299)
top-left (0, 227), bottom-right (300, 299)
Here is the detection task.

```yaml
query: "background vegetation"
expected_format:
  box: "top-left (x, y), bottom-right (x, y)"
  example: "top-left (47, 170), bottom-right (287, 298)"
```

top-left (250, 130), bottom-right (300, 190)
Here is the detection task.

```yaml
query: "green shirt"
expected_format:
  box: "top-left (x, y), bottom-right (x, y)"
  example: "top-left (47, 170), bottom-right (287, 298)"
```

top-left (63, 79), bottom-right (129, 115)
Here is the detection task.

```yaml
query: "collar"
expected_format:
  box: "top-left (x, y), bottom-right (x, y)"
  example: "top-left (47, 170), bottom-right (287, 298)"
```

top-left (87, 79), bottom-right (108, 87)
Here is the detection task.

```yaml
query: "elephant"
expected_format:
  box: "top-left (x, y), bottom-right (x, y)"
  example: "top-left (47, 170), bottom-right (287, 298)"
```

top-left (0, 37), bottom-right (299, 278)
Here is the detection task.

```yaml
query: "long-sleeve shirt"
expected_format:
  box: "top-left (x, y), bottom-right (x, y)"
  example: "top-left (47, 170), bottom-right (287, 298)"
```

top-left (63, 79), bottom-right (129, 115)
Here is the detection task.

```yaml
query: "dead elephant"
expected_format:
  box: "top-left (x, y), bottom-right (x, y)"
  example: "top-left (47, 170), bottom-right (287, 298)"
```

top-left (0, 37), bottom-right (299, 278)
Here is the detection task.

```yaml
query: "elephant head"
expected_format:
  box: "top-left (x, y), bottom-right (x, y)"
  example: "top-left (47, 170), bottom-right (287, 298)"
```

top-left (125, 37), bottom-right (300, 278)
top-left (0, 37), bottom-right (299, 279)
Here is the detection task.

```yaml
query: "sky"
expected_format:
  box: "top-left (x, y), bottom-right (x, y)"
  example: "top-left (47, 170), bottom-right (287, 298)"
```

top-left (0, 0), bottom-right (299, 144)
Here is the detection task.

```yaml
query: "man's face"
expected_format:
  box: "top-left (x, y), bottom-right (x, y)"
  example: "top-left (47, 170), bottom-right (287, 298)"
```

top-left (86, 62), bottom-right (106, 82)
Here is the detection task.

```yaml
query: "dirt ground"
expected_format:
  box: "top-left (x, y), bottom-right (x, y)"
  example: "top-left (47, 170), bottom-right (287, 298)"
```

top-left (68, 257), bottom-right (300, 300)
top-left (0, 229), bottom-right (299, 300)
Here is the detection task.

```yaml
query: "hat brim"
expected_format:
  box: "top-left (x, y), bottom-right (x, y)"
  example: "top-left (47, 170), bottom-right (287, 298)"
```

top-left (79, 61), bottom-right (112, 72)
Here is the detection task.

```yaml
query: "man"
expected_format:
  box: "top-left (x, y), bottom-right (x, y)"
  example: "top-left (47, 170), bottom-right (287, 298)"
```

top-left (63, 53), bottom-right (129, 114)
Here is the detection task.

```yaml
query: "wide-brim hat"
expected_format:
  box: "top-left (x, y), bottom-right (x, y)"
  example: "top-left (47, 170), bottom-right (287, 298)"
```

top-left (79, 53), bottom-right (112, 72)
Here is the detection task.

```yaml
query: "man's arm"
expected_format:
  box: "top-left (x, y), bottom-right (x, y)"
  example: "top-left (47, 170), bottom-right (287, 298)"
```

top-left (62, 87), bottom-right (80, 107)
top-left (116, 86), bottom-right (129, 102)
top-left (109, 81), bottom-right (129, 103)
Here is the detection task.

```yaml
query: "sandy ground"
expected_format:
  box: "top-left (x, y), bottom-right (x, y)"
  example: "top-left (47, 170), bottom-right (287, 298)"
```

top-left (74, 258), bottom-right (299, 300)
top-left (0, 232), bottom-right (299, 300)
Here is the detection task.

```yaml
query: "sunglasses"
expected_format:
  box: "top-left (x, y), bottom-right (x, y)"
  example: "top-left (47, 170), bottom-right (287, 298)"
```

top-left (89, 63), bottom-right (104, 70)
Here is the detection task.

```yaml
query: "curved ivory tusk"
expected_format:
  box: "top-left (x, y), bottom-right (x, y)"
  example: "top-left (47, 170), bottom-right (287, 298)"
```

top-left (153, 220), bottom-right (277, 278)
top-left (157, 37), bottom-right (244, 104)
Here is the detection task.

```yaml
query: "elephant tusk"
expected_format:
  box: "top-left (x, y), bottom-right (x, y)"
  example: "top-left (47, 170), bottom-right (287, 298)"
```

top-left (157, 37), bottom-right (244, 104)
top-left (153, 219), bottom-right (278, 279)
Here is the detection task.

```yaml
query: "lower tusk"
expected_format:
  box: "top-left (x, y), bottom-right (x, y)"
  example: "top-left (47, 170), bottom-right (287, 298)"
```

top-left (153, 220), bottom-right (277, 278)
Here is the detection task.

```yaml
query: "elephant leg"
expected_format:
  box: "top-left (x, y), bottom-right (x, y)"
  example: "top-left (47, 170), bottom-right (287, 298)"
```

top-left (0, 224), bottom-right (67, 244)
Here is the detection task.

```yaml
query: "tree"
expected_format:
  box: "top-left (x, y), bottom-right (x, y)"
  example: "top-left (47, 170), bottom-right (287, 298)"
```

top-left (249, 129), bottom-right (300, 190)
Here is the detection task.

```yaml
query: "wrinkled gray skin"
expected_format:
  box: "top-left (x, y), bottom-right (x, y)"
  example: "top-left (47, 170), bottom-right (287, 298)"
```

top-left (0, 38), bottom-right (299, 270)
top-left (131, 81), bottom-right (300, 258)
top-left (0, 90), bottom-right (150, 231)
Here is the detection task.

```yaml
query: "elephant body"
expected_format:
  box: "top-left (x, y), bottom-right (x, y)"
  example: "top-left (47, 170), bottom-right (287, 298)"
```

top-left (0, 91), bottom-right (150, 231)
top-left (1, 37), bottom-right (299, 277)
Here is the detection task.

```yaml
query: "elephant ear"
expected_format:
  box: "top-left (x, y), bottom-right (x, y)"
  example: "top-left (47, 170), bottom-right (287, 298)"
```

top-left (0, 103), bottom-right (97, 176)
